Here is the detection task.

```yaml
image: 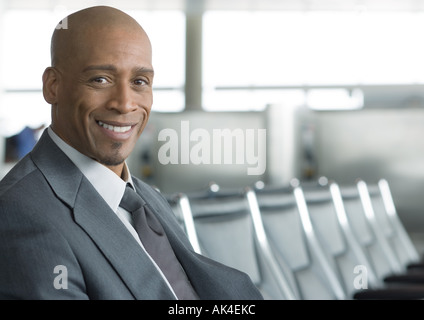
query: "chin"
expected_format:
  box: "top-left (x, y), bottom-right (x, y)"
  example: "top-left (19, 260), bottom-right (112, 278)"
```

top-left (96, 150), bottom-right (127, 167)
top-left (99, 156), bottom-right (126, 167)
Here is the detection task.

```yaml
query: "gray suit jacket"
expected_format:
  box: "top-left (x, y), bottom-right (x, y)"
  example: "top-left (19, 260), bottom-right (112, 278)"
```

top-left (0, 130), bottom-right (263, 300)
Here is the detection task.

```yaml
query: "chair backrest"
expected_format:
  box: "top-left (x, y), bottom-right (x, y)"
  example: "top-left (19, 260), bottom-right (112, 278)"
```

top-left (328, 182), bottom-right (383, 289)
top-left (365, 179), bottom-right (420, 268)
top-left (337, 181), bottom-right (402, 280)
top-left (253, 183), bottom-right (345, 300)
top-left (296, 181), bottom-right (382, 298)
top-left (356, 180), bottom-right (406, 274)
top-left (167, 193), bottom-right (202, 254)
top-left (179, 185), bottom-right (295, 300)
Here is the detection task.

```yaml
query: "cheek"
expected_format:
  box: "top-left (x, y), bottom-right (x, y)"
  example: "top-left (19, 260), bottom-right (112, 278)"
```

top-left (69, 90), bottom-right (103, 121)
top-left (55, 98), bottom-right (98, 142)
top-left (141, 92), bottom-right (153, 117)
top-left (137, 109), bottom-right (151, 136)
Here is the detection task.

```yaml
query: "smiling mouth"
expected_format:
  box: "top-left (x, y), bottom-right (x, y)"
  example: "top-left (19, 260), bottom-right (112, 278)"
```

top-left (97, 120), bottom-right (133, 133)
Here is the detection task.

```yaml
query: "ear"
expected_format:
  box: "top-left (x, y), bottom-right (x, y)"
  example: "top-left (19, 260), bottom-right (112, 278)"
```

top-left (42, 67), bottom-right (60, 105)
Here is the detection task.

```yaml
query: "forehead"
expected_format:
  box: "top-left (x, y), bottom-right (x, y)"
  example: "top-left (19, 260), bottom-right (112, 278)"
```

top-left (71, 27), bottom-right (153, 71)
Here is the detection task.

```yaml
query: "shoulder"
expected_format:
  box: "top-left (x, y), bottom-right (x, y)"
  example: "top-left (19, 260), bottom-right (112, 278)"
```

top-left (132, 177), bottom-right (169, 208)
top-left (0, 154), bottom-right (39, 198)
top-left (131, 176), bottom-right (190, 240)
top-left (0, 153), bottom-right (63, 219)
top-left (131, 177), bottom-right (177, 220)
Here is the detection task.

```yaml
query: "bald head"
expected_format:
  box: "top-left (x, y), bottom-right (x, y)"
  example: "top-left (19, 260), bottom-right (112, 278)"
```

top-left (51, 6), bottom-right (150, 68)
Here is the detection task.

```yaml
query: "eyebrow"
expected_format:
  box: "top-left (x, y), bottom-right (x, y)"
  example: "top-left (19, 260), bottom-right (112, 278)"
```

top-left (82, 64), bottom-right (154, 75)
top-left (82, 64), bottom-right (117, 72)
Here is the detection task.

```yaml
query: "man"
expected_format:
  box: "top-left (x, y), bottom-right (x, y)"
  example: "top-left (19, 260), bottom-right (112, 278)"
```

top-left (0, 6), bottom-right (263, 300)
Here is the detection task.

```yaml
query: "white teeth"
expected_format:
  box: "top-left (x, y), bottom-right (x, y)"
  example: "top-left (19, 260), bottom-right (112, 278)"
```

top-left (98, 121), bottom-right (132, 133)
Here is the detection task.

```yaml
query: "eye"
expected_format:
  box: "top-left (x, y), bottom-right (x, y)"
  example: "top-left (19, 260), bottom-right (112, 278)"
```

top-left (92, 77), bottom-right (108, 84)
top-left (133, 78), bottom-right (148, 86)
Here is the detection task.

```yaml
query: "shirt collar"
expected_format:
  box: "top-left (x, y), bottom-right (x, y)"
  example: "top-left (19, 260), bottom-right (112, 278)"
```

top-left (47, 126), bottom-right (134, 212)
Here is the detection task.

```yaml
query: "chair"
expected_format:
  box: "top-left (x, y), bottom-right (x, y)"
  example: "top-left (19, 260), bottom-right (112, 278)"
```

top-left (173, 184), bottom-right (296, 300)
top-left (356, 180), bottom-right (424, 288)
top-left (292, 178), bottom-right (424, 300)
top-left (335, 180), bottom-right (401, 281)
top-left (293, 179), bottom-right (389, 299)
top-left (166, 193), bottom-right (202, 254)
top-left (252, 181), bottom-right (346, 299)
top-left (365, 179), bottom-right (421, 269)
top-left (335, 179), bottom-right (424, 299)
top-left (282, 178), bottom-right (424, 300)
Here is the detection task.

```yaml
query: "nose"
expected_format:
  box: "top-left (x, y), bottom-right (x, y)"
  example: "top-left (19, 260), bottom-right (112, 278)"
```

top-left (107, 82), bottom-right (138, 114)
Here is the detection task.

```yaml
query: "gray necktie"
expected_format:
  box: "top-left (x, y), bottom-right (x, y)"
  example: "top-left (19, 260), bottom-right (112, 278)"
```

top-left (119, 184), bottom-right (198, 300)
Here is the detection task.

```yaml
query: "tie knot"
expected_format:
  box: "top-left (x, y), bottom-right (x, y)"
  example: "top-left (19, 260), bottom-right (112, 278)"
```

top-left (120, 184), bottom-right (164, 236)
top-left (119, 184), bottom-right (145, 213)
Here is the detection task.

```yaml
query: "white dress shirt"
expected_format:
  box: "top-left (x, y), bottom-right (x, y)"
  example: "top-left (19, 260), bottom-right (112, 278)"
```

top-left (47, 126), bottom-right (178, 298)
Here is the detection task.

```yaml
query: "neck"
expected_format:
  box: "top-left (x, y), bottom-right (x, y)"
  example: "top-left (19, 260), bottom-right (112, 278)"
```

top-left (105, 162), bottom-right (128, 181)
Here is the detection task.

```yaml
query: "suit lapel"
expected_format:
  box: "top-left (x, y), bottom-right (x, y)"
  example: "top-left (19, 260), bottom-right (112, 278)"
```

top-left (31, 131), bottom-right (175, 300)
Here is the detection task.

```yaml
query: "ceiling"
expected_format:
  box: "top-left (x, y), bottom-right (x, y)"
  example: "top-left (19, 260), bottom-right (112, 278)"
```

top-left (3, 0), bottom-right (424, 12)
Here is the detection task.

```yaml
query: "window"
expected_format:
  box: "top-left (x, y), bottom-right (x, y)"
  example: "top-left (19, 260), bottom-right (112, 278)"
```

top-left (202, 10), bottom-right (424, 111)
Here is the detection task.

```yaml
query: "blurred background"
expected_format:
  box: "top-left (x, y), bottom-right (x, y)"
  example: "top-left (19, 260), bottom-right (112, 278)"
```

top-left (1, 0), bottom-right (424, 241)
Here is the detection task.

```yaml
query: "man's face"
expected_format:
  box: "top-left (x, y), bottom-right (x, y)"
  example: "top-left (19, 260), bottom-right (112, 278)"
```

top-left (50, 27), bottom-right (154, 170)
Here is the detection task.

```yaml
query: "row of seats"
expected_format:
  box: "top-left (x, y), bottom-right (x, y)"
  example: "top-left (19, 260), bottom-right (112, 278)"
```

top-left (165, 177), bottom-right (424, 299)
